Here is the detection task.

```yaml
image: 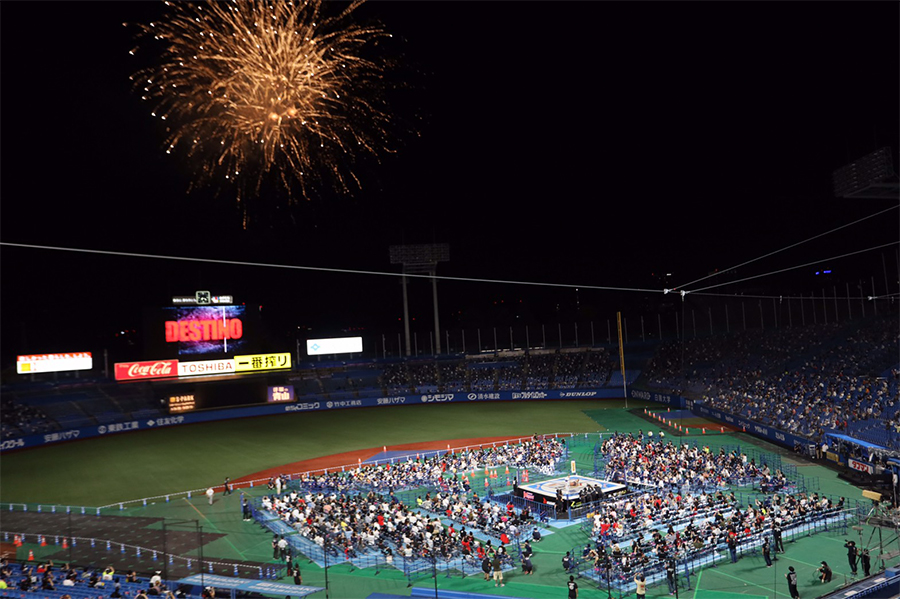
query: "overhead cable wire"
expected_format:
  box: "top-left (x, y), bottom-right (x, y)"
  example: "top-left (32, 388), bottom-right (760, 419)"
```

top-left (689, 241), bottom-right (899, 294)
top-left (0, 241), bottom-right (662, 294)
top-left (672, 204), bottom-right (899, 291)
top-left (692, 291), bottom-right (900, 301)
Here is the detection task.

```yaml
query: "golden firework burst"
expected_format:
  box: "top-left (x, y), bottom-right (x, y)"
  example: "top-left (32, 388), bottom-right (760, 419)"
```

top-left (129, 0), bottom-right (395, 205)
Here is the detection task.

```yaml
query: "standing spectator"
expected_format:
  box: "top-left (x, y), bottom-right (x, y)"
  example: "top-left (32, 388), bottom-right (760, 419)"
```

top-left (242, 498), bottom-right (252, 521)
top-left (223, 477), bottom-right (232, 496)
top-left (762, 538), bottom-right (773, 567)
top-left (491, 552), bottom-right (504, 587)
top-left (292, 565), bottom-right (302, 585)
top-left (666, 558), bottom-right (677, 595)
top-left (786, 566), bottom-right (799, 599)
top-left (206, 487), bottom-right (215, 506)
top-left (481, 556), bottom-right (491, 581)
top-left (635, 572), bottom-right (647, 599)
top-left (566, 575), bottom-right (578, 599)
top-left (277, 536), bottom-right (288, 561)
top-left (727, 536), bottom-right (738, 563)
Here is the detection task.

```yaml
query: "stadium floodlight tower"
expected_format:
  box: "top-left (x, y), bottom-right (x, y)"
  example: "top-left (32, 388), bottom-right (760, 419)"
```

top-left (389, 243), bottom-right (450, 356)
top-left (832, 147), bottom-right (899, 200)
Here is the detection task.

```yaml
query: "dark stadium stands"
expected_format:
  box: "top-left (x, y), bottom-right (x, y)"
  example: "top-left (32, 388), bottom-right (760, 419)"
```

top-left (641, 314), bottom-right (899, 446)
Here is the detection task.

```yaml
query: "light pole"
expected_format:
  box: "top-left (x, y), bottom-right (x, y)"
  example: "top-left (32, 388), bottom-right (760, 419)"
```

top-left (389, 244), bottom-right (450, 356)
top-left (432, 549), bottom-right (439, 599)
top-left (606, 558), bottom-right (612, 599)
top-left (323, 537), bottom-right (330, 599)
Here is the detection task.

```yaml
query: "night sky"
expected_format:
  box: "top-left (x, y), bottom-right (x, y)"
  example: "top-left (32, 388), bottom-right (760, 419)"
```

top-left (1, 1), bottom-right (898, 368)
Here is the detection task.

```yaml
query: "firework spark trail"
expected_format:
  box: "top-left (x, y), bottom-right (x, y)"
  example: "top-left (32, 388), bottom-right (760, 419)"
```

top-left (129, 0), bottom-right (395, 205)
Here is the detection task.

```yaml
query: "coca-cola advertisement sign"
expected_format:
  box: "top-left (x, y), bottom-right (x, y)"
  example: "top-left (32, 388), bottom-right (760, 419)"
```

top-left (115, 359), bottom-right (179, 381)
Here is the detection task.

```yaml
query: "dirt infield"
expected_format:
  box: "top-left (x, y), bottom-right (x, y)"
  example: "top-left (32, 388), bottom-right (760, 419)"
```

top-left (235, 435), bottom-right (520, 484)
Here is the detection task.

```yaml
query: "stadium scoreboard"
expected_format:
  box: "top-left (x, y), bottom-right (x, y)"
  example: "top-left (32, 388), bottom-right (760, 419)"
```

top-left (161, 379), bottom-right (294, 414)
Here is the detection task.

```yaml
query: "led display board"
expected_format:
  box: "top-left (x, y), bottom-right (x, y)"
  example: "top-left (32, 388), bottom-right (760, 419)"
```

top-left (306, 337), bottom-right (363, 356)
top-left (268, 385), bottom-right (294, 402)
top-left (161, 305), bottom-right (248, 356)
top-left (17, 352), bottom-right (93, 374)
top-left (160, 377), bottom-right (289, 414)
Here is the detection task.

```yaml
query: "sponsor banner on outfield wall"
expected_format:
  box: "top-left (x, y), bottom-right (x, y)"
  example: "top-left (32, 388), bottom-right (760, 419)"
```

top-left (0, 387), bottom-right (624, 451)
top-left (629, 388), bottom-right (684, 407)
top-left (693, 402), bottom-right (812, 449)
top-left (115, 360), bottom-right (179, 381)
top-left (849, 459), bottom-right (874, 474)
top-left (17, 352), bottom-right (93, 374)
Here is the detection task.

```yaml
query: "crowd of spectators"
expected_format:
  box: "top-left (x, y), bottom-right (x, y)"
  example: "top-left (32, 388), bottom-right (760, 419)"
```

top-left (416, 491), bottom-right (534, 545)
top-left (377, 349), bottom-right (615, 395)
top-left (291, 437), bottom-right (567, 493)
top-left (0, 396), bottom-right (52, 437)
top-left (581, 485), bottom-right (846, 588)
top-left (0, 558), bottom-right (183, 598)
top-left (643, 315), bottom-right (899, 444)
top-left (262, 489), bottom-right (516, 567)
top-left (588, 488), bottom-right (739, 543)
top-left (601, 433), bottom-right (782, 490)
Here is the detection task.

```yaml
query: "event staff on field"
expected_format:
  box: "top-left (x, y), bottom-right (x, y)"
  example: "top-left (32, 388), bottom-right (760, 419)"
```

top-left (845, 540), bottom-right (858, 575)
top-left (786, 566), bottom-right (799, 599)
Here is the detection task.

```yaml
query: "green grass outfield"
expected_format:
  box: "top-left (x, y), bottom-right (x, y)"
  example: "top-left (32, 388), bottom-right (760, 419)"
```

top-left (0, 400), bottom-right (648, 506)
top-left (1, 399), bottom-right (891, 599)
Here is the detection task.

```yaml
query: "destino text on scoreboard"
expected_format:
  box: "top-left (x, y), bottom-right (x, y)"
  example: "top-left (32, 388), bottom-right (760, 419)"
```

top-left (233, 353), bottom-right (292, 372)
